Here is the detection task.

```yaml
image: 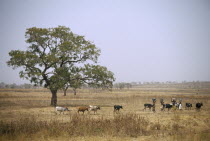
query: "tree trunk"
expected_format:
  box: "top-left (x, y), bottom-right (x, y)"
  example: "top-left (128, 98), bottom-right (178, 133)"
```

top-left (63, 90), bottom-right (67, 96)
top-left (63, 88), bottom-right (68, 96)
top-left (73, 88), bottom-right (77, 95)
top-left (50, 89), bottom-right (57, 107)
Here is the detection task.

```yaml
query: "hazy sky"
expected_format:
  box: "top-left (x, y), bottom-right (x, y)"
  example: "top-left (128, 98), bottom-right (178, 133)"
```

top-left (0, 0), bottom-right (210, 84)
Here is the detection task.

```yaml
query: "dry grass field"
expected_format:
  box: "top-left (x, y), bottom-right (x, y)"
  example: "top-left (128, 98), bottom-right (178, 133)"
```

top-left (0, 87), bottom-right (210, 141)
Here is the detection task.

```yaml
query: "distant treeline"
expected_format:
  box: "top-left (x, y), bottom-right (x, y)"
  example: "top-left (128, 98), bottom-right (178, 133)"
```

top-left (114, 81), bottom-right (210, 89)
top-left (0, 82), bottom-right (41, 89)
top-left (0, 82), bottom-right (93, 89)
top-left (1, 81), bottom-right (210, 89)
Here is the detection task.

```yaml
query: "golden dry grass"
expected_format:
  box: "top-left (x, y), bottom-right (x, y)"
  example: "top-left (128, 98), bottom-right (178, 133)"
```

top-left (0, 87), bottom-right (210, 141)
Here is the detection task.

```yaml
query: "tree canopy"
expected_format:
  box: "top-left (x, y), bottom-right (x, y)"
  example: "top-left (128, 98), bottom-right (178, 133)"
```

top-left (7, 26), bottom-right (115, 106)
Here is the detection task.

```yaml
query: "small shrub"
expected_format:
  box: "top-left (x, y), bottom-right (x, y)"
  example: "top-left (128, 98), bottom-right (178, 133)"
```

top-left (150, 122), bottom-right (161, 130)
top-left (172, 123), bottom-right (184, 131)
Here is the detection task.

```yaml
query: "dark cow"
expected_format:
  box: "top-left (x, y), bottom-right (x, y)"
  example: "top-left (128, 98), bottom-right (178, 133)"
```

top-left (161, 104), bottom-right (173, 111)
top-left (196, 103), bottom-right (203, 110)
top-left (185, 103), bottom-right (192, 110)
top-left (144, 104), bottom-right (154, 111)
top-left (114, 105), bottom-right (123, 113)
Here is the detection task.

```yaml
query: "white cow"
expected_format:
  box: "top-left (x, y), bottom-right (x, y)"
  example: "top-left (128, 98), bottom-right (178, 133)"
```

top-left (88, 105), bottom-right (100, 114)
top-left (55, 106), bottom-right (70, 114)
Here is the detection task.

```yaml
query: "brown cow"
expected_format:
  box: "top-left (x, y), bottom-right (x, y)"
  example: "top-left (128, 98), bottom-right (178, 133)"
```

top-left (78, 106), bottom-right (89, 114)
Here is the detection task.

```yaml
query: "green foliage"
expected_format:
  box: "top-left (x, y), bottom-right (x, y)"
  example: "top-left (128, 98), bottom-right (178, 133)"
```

top-left (7, 26), bottom-right (115, 93)
top-left (82, 64), bottom-right (115, 89)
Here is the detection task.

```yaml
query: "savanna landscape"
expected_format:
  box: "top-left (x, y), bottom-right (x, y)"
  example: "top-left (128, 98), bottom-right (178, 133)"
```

top-left (1, 1), bottom-right (210, 141)
top-left (1, 83), bottom-right (210, 141)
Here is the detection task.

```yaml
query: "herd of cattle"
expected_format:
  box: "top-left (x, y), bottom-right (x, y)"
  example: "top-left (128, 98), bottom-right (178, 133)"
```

top-left (144, 98), bottom-right (203, 112)
top-left (55, 105), bottom-right (123, 114)
top-left (55, 98), bottom-right (203, 115)
top-left (144, 102), bottom-right (203, 111)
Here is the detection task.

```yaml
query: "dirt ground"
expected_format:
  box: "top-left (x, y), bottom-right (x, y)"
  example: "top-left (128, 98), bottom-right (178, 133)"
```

top-left (0, 88), bottom-right (210, 141)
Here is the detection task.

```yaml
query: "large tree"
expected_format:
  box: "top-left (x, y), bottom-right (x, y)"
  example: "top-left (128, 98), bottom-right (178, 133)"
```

top-left (7, 26), bottom-right (115, 106)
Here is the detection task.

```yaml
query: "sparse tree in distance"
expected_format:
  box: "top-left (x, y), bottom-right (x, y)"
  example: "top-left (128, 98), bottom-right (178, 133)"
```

top-left (7, 26), bottom-right (115, 106)
top-left (62, 64), bottom-right (115, 96)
